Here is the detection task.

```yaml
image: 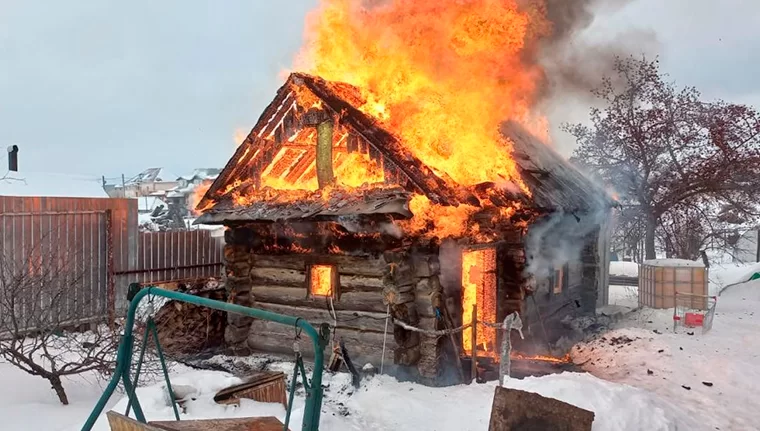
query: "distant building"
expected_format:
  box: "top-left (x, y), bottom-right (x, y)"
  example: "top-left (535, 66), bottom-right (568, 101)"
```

top-left (106, 168), bottom-right (179, 198)
top-left (165, 169), bottom-right (221, 217)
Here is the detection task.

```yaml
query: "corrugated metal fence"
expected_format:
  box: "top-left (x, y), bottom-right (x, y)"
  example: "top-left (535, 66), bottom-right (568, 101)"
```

top-left (0, 196), bottom-right (224, 330)
top-left (113, 229), bottom-right (224, 301)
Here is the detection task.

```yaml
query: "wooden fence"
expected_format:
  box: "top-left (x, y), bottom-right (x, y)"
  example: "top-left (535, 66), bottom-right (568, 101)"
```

top-left (0, 196), bottom-right (224, 329)
top-left (113, 229), bottom-right (225, 305)
top-left (0, 196), bottom-right (135, 329)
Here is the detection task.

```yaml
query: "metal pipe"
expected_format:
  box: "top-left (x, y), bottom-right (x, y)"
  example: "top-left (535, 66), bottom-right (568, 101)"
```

top-left (82, 286), bottom-right (329, 431)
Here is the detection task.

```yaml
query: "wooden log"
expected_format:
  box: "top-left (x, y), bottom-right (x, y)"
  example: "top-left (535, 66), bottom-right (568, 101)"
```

top-left (247, 325), bottom-right (394, 366)
top-left (416, 276), bottom-right (441, 295)
top-left (250, 285), bottom-right (387, 313)
top-left (253, 302), bottom-right (391, 333)
top-left (316, 119), bottom-right (335, 188)
top-left (417, 336), bottom-right (441, 379)
top-left (382, 286), bottom-right (415, 305)
top-left (471, 304), bottom-right (478, 382)
top-left (412, 255), bottom-right (440, 277)
top-left (252, 254), bottom-right (387, 277)
top-left (340, 274), bottom-right (384, 291)
top-left (250, 267), bottom-right (305, 288)
top-left (415, 293), bottom-right (440, 318)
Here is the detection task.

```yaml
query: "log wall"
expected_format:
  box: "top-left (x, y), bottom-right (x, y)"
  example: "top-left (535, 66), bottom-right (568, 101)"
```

top-left (223, 226), bottom-right (445, 380)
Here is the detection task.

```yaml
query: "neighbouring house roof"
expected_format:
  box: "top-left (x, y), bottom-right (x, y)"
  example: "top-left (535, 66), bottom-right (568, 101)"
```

top-left (178, 168), bottom-right (222, 182)
top-left (503, 121), bottom-right (613, 213)
top-left (0, 171), bottom-right (109, 198)
top-left (198, 73), bottom-right (612, 224)
top-left (126, 167), bottom-right (178, 185)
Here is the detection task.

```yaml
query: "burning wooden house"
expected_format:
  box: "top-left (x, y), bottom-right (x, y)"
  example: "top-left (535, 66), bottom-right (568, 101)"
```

top-left (195, 73), bottom-right (613, 383)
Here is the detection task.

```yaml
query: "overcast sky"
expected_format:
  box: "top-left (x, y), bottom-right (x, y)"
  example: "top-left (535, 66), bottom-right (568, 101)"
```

top-left (1, 0), bottom-right (759, 180)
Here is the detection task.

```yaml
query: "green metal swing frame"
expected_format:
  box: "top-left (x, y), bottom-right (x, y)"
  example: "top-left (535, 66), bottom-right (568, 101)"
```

top-left (81, 286), bottom-right (330, 431)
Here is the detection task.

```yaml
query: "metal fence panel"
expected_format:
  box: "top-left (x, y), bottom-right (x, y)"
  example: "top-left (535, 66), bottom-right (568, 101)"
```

top-left (0, 211), bottom-right (108, 331)
top-left (0, 196), bottom-right (223, 320)
top-left (113, 229), bottom-right (224, 303)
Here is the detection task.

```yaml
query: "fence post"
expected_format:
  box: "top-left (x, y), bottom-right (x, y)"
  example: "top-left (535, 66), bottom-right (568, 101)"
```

top-left (106, 209), bottom-right (115, 325)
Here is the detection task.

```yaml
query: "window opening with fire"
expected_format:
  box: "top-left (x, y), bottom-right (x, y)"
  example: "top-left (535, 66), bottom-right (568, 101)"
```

top-left (462, 247), bottom-right (498, 357)
top-left (553, 266), bottom-right (564, 294)
top-left (309, 264), bottom-right (338, 299)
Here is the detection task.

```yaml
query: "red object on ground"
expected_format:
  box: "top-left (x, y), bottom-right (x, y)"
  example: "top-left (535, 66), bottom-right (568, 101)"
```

top-left (684, 312), bottom-right (704, 327)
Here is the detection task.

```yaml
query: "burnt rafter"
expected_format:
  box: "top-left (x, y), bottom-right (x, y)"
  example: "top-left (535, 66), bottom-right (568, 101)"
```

top-left (199, 74), bottom-right (614, 215)
top-left (199, 73), bottom-right (461, 209)
top-left (296, 73), bottom-right (460, 206)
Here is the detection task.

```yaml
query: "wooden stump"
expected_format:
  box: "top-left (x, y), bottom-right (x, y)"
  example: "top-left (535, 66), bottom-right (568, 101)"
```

top-left (488, 387), bottom-right (594, 431)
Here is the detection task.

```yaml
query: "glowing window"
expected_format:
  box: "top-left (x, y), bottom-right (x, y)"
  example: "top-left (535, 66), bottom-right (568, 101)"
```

top-left (553, 266), bottom-right (565, 294)
top-left (309, 265), bottom-right (337, 298)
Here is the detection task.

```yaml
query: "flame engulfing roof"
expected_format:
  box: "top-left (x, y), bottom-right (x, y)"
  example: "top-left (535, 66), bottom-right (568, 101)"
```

top-left (198, 186), bottom-right (412, 224)
top-left (196, 73), bottom-right (611, 225)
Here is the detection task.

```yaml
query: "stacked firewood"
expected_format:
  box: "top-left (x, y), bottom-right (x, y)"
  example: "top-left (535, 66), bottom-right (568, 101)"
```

top-left (153, 281), bottom-right (227, 358)
top-left (382, 250), bottom-right (444, 380)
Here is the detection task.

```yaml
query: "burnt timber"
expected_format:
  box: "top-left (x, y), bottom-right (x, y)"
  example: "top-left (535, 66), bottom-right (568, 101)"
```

top-left (196, 72), bottom-right (614, 384)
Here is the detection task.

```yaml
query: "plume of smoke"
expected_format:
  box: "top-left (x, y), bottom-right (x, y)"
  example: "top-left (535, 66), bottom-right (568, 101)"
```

top-left (524, 205), bottom-right (611, 283)
top-left (522, 0), bottom-right (661, 152)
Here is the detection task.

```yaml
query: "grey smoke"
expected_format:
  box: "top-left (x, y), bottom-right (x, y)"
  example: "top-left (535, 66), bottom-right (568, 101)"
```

top-left (524, 206), bottom-right (611, 286)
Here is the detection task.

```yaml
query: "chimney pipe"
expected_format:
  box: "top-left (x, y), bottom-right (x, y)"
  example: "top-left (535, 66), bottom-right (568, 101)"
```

top-left (7, 145), bottom-right (18, 172)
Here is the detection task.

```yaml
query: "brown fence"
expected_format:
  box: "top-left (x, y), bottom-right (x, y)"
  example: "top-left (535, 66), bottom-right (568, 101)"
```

top-left (0, 196), bottom-right (224, 328)
top-left (0, 196), bottom-right (136, 329)
top-left (113, 229), bottom-right (224, 303)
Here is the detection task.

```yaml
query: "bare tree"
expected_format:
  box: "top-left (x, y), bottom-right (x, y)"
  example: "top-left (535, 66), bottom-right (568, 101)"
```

top-left (0, 219), bottom-right (119, 405)
top-left (567, 56), bottom-right (760, 259)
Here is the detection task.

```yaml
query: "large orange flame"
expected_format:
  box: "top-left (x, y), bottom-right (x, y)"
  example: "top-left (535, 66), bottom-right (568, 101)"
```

top-left (295, 0), bottom-right (550, 190)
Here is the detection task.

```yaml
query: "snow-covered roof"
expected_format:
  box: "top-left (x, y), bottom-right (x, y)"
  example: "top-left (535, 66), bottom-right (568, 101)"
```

top-left (126, 167), bottom-right (178, 185)
top-left (643, 258), bottom-right (705, 268)
top-left (177, 168), bottom-right (221, 181)
top-left (0, 171), bottom-right (108, 198)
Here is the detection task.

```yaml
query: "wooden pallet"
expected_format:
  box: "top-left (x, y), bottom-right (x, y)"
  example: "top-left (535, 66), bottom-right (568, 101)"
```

top-left (106, 412), bottom-right (288, 431)
top-left (214, 371), bottom-right (288, 408)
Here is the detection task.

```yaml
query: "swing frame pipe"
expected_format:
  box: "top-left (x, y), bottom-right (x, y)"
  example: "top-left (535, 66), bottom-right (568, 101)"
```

top-left (81, 286), bottom-right (330, 431)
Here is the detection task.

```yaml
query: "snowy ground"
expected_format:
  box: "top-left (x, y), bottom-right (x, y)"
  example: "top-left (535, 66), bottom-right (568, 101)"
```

top-left (0, 357), bottom-right (697, 431)
top-left (574, 277), bottom-right (760, 431)
top-left (2, 263), bottom-right (758, 430)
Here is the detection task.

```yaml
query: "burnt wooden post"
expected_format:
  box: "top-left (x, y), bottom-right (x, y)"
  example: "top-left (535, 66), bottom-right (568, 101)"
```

top-left (316, 120), bottom-right (335, 188)
top-left (223, 227), bottom-right (255, 355)
top-left (303, 108), bottom-right (335, 189)
top-left (471, 303), bottom-right (477, 382)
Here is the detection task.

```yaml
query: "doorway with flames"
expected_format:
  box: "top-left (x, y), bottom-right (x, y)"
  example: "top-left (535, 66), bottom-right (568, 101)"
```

top-left (450, 241), bottom-right (574, 381)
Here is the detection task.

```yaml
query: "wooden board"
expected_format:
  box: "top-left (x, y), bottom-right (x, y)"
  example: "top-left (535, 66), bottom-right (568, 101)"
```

top-left (214, 372), bottom-right (287, 408)
top-left (107, 411), bottom-right (163, 431)
top-left (488, 387), bottom-right (594, 431)
top-left (148, 417), bottom-right (287, 431)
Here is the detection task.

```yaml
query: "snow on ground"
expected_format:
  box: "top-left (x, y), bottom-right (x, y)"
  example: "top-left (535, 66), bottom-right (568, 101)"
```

top-left (710, 262), bottom-right (760, 294)
top-left (608, 284), bottom-right (639, 309)
top-left (644, 258), bottom-right (705, 267)
top-left (573, 279), bottom-right (760, 431)
top-left (609, 261), bottom-right (639, 277)
top-left (0, 352), bottom-right (698, 430)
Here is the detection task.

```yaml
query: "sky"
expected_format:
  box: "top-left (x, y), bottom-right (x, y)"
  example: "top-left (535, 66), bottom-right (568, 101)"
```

top-left (1, 0), bottom-right (759, 180)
